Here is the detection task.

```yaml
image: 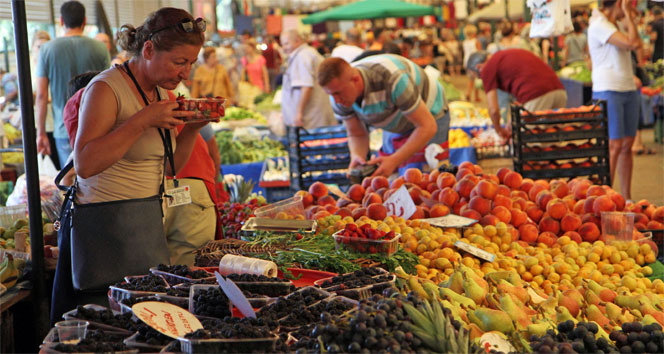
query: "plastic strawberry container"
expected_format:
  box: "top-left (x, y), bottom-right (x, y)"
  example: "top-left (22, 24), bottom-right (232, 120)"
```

top-left (62, 304), bottom-right (134, 336)
top-left (332, 230), bottom-right (401, 256)
top-left (253, 195), bottom-right (305, 220)
top-left (175, 97), bottom-right (226, 123)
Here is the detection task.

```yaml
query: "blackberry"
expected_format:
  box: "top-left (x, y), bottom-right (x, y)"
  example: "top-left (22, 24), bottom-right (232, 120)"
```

top-left (114, 274), bottom-right (168, 292)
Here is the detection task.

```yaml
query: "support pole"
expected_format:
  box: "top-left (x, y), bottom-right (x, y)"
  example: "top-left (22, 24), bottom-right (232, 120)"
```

top-left (11, 0), bottom-right (49, 342)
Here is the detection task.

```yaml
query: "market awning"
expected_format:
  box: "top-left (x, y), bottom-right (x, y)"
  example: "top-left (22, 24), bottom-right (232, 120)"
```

top-left (301, 0), bottom-right (435, 24)
top-left (467, 0), bottom-right (524, 22)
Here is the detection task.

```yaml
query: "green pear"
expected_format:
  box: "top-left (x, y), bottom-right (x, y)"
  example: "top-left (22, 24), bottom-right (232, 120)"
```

top-left (463, 272), bottom-right (487, 306)
top-left (439, 287), bottom-right (477, 309)
top-left (468, 307), bottom-right (515, 334)
top-left (499, 293), bottom-right (532, 329)
top-left (441, 270), bottom-right (464, 295)
top-left (585, 304), bottom-right (611, 329)
top-left (556, 306), bottom-right (578, 324)
top-left (604, 302), bottom-right (625, 324)
top-left (526, 321), bottom-right (554, 337)
top-left (615, 295), bottom-right (642, 310)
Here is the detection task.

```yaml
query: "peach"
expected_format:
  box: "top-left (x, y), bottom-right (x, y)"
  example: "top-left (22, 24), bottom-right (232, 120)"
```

top-left (560, 213), bottom-right (582, 232)
top-left (428, 170), bottom-right (440, 183)
top-left (334, 208), bottom-right (352, 218)
top-left (634, 213), bottom-right (649, 226)
top-left (469, 196), bottom-right (492, 216)
top-left (491, 205), bottom-right (512, 223)
top-left (409, 206), bottom-right (425, 220)
top-left (390, 177), bottom-right (405, 189)
top-left (351, 207), bottom-right (366, 219)
top-left (503, 171), bottom-right (523, 190)
top-left (325, 204), bottom-right (339, 214)
top-left (526, 205), bottom-right (544, 223)
top-left (367, 203), bottom-right (388, 220)
top-left (436, 172), bottom-right (456, 189)
top-left (309, 181), bottom-right (328, 200)
top-left (347, 184), bottom-right (366, 203)
top-left (313, 210), bottom-right (331, 219)
top-left (572, 180), bottom-right (591, 200)
top-left (362, 192), bottom-right (382, 207)
top-left (461, 208), bottom-right (481, 220)
top-left (645, 204), bottom-right (657, 219)
top-left (459, 161), bottom-right (474, 170)
top-left (431, 189), bottom-right (441, 201)
top-left (317, 195), bottom-right (336, 207)
top-left (383, 188), bottom-right (396, 202)
top-left (430, 204), bottom-right (451, 217)
top-left (592, 195), bottom-right (616, 216)
top-left (371, 176), bottom-right (389, 191)
top-left (347, 203), bottom-right (359, 211)
top-left (647, 220), bottom-right (664, 230)
top-left (586, 185), bottom-right (606, 197)
top-left (438, 187), bottom-right (459, 207)
top-left (582, 213), bottom-right (601, 227)
top-left (539, 216), bottom-right (560, 235)
top-left (456, 168), bottom-right (475, 181)
top-left (295, 190), bottom-right (314, 208)
top-left (455, 178), bottom-right (476, 199)
top-left (425, 182), bottom-right (437, 193)
top-left (453, 200), bottom-right (467, 215)
top-left (305, 205), bottom-right (322, 219)
top-left (534, 179), bottom-right (549, 189)
top-left (584, 196), bottom-right (598, 214)
top-left (609, 193), bottom-right (625, 211)
top-left (573, 200), bottom-right (585, 215)
top-left (404, 168), bottom-right (423, 184)
top-left (375, 187), bottom-right (388, 200)
top-left (550, 180), bottom-right (570, 198)
top-left (578, 222), bottom-right (600, 242)
top-left (496, 185), bottom-right (510, 198)
top-left (365, 186), bottom-right (375, 195)
top-left (546, 199), bottom-right (569, 220)
top-left (519, 223), bottom-right (539, 243)
top-left (563, 231), bottom-right (582, 243)
top-left (496, 167), bottom-right (511, 183)
top-left (475, 180), bottom-right (498, 200)
top-left (536, 191), bottom-right (554, 211)
top-left (528, 184), bottom-right (547, 202)
top-left (493, 194), bottom-right (512, 210)
top-left (419, 173), bottom-right (430, 188)
top-left (635, 222), bottom-right (647, 231)
top-left (480, 214), bottom-right (499, 226)
top-left (511, 190), bottom-right (529, 201)
top-left (484, 174), bottom-right (500, 184)
top-left (361, 177), bottom-right (373, 189)
top-left (472, 164), bottom-right (483, 174)
top-left (511, 209), bottom-right (528, 227)
top-left (408, 187), bottom-right (423, 205)
top-left (519, 178), bottom-right (535, 193)
top-left (562, 195), bottom-right (576, 210)
top-left (513, 197), bottom-right (528, 211)
top-left (537, 232), bottom-right (558, 247)
top-left (653, 206), bottom-right (664, 223)
top-left (336, 197), bottom-right (353, 208)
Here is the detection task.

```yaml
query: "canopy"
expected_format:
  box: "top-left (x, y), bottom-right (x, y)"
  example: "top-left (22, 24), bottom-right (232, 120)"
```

top-left (467, 0), bottom-right (524, 22)
top-left (301, 0), bottom-right (434, 24)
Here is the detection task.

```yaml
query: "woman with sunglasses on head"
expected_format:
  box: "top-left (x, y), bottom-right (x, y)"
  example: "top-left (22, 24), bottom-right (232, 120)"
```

top-left (51, 8), bottom-right (208, 323)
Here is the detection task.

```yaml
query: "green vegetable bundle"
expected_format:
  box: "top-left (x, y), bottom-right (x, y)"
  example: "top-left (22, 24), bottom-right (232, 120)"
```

top-left (215, 131), bottom-right (286, 165)
top-left (223, 107), bottom-right (267, 124)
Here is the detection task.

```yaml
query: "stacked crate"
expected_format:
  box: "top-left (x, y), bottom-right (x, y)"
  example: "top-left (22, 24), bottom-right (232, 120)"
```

top-left (511, 101), bottom-right (610, 185)
top-left (286, 126), bottom-right (351, 192)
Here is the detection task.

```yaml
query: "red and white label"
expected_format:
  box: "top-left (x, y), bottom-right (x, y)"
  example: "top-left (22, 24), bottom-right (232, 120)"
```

top-left (132, 302), bottom-right (203, 339)
top-left (383, 185), bottom-right (416, 220)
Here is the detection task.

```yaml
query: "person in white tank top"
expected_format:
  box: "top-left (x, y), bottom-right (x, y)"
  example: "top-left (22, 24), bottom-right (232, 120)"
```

top-left (462, 24), bottom-right (482, 102)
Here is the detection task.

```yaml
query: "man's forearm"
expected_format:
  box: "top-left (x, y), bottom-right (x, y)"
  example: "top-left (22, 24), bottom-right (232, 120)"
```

top-left (36, 93), bottom-right (47, 134)
top-left (389, 125), bottom-right (435, 167)
top-left (348, 133), bottom-right (370, 162)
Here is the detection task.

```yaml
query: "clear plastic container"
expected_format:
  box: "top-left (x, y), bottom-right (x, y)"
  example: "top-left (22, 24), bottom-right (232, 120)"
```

top-left (175, 97), bottom-right (226, 123)
top-left (62, 304), bottom-right (134, 336)
top-left (177, 335), bottom-right (278, 354)
top-left (124, 332), bottom-right (169, 351)
top-left (39, 342), bottom-right (139, 354)
top-left (601, 212), bottom-right (635, 244)
top-left (109, 281), bottom-right (168, 305)
top-left (332, 230), bottom-right (401, 256)
top-left (149, 267), bottom-right (215, 286)
top-left (156, 293), bottom-right (190, 309)
top-left (313, 268), bottom-right (389, 288)
top-left (253, 195), bottom-right (305, 220)
top-left (233, 280), bottom-right (295, 297)
top-left (0, 204), bottom-right (27, 228)
top-left (54, 320), bottom-right (88, 344)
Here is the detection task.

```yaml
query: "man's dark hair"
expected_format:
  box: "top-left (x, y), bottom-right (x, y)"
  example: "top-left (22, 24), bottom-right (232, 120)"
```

top-left (653, 6), bottom-right (663, 17)
top-left (67, 71), bottom-right (100, 100)
top-left (383, 41), bottom-right (401, 55)
top-left (600, 0), bottom-right (618, 8)
top-left (61, 1), bottom-right (86, 29)
top-left (573, 20), bottom-right (582, 33)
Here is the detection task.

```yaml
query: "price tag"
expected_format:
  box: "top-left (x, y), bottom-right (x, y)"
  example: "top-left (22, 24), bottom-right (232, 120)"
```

top-left (383, 185), bottom-right (416, 220)
top-left (454, 240), bottom-right (496, 262)
top-left (166, 185), bottom-right (192, 208)
top-left (132, 302), bottom-right (203, 339)
top-left (420, 214), bottom-right (478, 228)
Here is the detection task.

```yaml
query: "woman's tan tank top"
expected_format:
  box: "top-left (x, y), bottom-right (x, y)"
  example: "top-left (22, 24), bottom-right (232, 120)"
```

top-left (75, 66), bottom-right (174, 204)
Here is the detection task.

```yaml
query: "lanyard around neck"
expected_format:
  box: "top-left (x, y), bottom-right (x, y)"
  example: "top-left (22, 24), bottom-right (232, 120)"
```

top-left (123, 61), bottom-right (178, 189)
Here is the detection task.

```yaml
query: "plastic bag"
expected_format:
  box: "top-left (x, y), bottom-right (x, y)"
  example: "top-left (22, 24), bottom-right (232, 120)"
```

top-left (37, 154), bottom-right (58, 177)
top-left (528, 0), bottom-right (573, 38)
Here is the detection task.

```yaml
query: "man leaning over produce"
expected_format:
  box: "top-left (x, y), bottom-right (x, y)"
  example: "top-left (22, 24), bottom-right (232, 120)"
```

top-left (466, 49), bottom-right (568, 139)
top-left (317, 55), bottom-right (450, 177)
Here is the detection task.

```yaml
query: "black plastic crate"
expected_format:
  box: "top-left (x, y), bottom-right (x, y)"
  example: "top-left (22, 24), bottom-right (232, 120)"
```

top-left (287, 125), bottom-right (349, 142)
top-left (516, 143), bottom-right (609, 161)
top-left (263, 186), bottom-right (292, 203)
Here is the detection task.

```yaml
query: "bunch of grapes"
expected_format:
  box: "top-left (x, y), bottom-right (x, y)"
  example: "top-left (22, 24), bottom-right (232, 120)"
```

top-left (610, 322), bottom-right (663, 354)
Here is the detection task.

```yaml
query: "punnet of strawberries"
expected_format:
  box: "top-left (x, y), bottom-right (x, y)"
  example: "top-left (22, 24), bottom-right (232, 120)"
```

top-left (175, 94), bottom-right (226, 121)
top-left (333, 223), bottom-right (400, 255)
top-left (217, 198), bottom-right (260, 239)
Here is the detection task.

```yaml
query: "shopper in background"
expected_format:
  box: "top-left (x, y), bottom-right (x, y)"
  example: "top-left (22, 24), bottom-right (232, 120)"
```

top-left (241, 40), bottom-right (270, 93)
top-left (0, 69), bottom-right (18, 110)
top-left (94, 32), bottom-right (112, 53)
top-left (331, 28), bottom-right (364, 63)
top-left (563, 20), bottom-right (589, 65)
top-left (588, 0), bottom-right (642, 200)
top-left (51, 6), bottom-right (206, 323)
top-left (441, 28), bottom-right (461, 76)
top-left (36, 0), bottom-right (110, 168)
top-left (262, 35), bottom-right (282, 91)
top-left (462, 24), bottom-right (482, 102)
top-left (477, 22), bottom-right (492, 50)
top-left (318, 55), bottom-right (449, 177)
top-left (191, 46), bottom-right (235, 102)
top-left (467, 49), bottom-right (567, 139)
top-left (279, 29), bottom-right (335, 129)
top-left (488, 21), bottom-right (519, 54)
top-left (647, 6), bottom-right (663, 62)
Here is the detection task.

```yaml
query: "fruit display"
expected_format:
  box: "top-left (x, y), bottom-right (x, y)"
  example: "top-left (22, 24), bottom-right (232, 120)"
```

top-left (133, 322), bottom-right (173, 346)
top-left (218, 200), bottom-right (261, 239)
top-left (67, 305), bottom-right (139, 333)
top-left (449, 101), bottom-right (491, 128)
top-left (315, 268), bottom-right (396, 300)
top-left (227, 273), bottom-right (296, 297)
top-left (191, 286), bottom-right (232, 319)
top-left (610, 322), bottom-right (663, 354)
top-left (50, 331), bottom-right (132, 353)
top-left (333, 224), bottom-right (400, 255)
top-left (113, 274), bottom-right (168, 293)
top-left (558, 62), bottom-right (592, 83)
top-left (279, 297), bottom-right (356, 328)
top-left (0, 254), bottom-right (22, 289)
top-left (152, 264), bottom-right (213, 285)
top-left (258, 287), bottom-right (331, 321)
top-left (449, 129), bottom-right (471, 148)
top-left (215, 130), bottom-right (286, 165)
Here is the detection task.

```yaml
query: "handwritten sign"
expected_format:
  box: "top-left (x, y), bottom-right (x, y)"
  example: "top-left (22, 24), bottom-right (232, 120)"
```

top-left (454, 241), bottom-right (496, 262)
top-left (132, 302), bottom-right (203, 339)
top-left (420, 214), bottom-right (478, 228)
top-left (383, 185), bottom-right (416, 220)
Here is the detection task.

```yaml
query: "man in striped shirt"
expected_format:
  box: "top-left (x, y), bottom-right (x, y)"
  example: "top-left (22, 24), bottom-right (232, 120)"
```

top-left (318, 55), bottom-right (449, 177)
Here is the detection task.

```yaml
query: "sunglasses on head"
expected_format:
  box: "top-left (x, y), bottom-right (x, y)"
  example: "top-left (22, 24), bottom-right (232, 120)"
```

top-left (148, 17), bottom-right (206, 40)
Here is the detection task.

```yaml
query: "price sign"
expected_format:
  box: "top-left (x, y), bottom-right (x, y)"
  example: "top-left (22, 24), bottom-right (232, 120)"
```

top-left (383, 185), bottom-right (416, 220)
top-left (132, 302), bottom-right (203, 339)
top-left (454, 240), bottom-right (496, 262)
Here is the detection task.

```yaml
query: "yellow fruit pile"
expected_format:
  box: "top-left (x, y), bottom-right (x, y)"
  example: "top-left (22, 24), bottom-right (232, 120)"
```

top-left (449, 129), bottom-right (471, 148)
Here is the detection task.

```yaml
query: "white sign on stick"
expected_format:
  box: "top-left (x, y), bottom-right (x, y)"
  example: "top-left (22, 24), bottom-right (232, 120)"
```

top-left (383, 185), bottom-right (416, 220)
top-left (132, 302), bottom-right (203, 339)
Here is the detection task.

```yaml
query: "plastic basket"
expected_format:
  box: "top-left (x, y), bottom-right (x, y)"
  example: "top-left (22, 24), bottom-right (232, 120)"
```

top-left (177, 334), bottom-right (278, 354)
top-left (332, 230), bottom-right (401, 256)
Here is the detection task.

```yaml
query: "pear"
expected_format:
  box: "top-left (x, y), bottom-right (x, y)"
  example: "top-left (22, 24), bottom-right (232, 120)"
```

top-left (463, 272), bottom-right (487, 306)
top-left (441, 270), bottom-right (465, 295)
top-left (496, 280), bottom-right (530, 304)
top-left (556, 306), bottom-right (578, 324)
top-left (586, 279), bottom-right (617, 303)
top-left (467, 323), bottom-right (484, 340)
top-left (642, 314), bottom-right (661, 326)
top-left (460, 264), bottom-right (489, 291)
top-left (526, 321), bottom-right (554, 337)
top-left (537, 293), bottom-right (558, 318)
top-left (638, 301), bottom-right (664, 326)
top-left (589, 320), bottom-right (612, 341)
top-left (468, 307), bottom-right (515, 334)
top-left (485, 270), bottom-right (523, 287)
top-left (585, 304), bottom-right (611, 330)
top-left (498, 293), bottom-right (532, 329)
top-left (562, 288), bottom-right (584, 306)
top-left (584, 289), bottom-right (601, 306)
top-left (615, 295), bottom-right (642, 311)
top-left (604, 302), bottom-right (626, 325)
top-left (558, 293), bottom-right (581, 318)
top-left (439, 287), bottom-right (477, 309)
top-left (486, 293), bottom-right (501, 310)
